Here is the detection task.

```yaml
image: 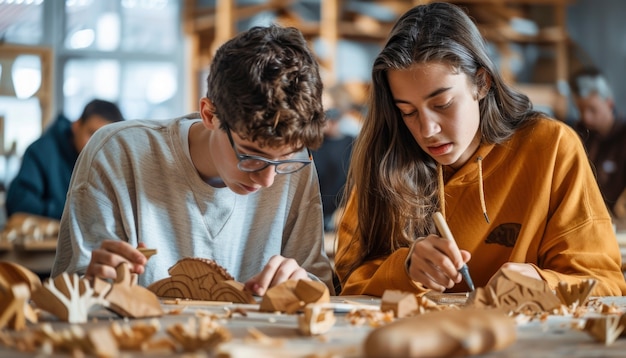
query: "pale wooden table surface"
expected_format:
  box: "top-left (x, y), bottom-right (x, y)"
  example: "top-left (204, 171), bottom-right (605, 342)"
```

top-left (2, 295), bottom-right (626, 357)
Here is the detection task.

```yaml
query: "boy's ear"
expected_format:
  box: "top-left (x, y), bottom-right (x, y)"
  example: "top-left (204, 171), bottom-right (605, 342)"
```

top-left (199, 97), bottom-right (219, 129)
top-left (476, 68), bottom-right (492, 100)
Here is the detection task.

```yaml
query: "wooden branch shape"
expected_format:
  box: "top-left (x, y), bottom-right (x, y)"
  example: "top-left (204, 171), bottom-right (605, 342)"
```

top-left (32, 273), bottom-right (107, 323)
top-left (381, 290), bottom-right (419, 318)
top-left (584, 315), bottom-right (624, 345)
top-left (147, 258), bottom-right (255, 303)
top-left (468, 267), bottom-right (561, 314)
top-left (556, 279), bottom-right (597, 307)
top-left (297, 303), bottom-right (336, 336)
top-left (97, 262), bottom-right (164, 318)
top-left (259, 279), bottom-right (330, 314)
top-left (364, 308), bottom-right (517, 358)
top-left (0, 283), bottom-right (30, 330)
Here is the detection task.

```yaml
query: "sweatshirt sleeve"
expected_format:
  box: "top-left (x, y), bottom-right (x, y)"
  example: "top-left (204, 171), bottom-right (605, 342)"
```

top-left (335, 191), bottom-right (429, 296)
top-left (532, 125), bottom-right (626, 296)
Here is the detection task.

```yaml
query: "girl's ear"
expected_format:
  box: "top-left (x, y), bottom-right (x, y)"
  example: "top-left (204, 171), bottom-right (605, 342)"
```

top-left (199, 97), bottom-right (219, 130)
top-left (476, 68), bottom-right (492, 100)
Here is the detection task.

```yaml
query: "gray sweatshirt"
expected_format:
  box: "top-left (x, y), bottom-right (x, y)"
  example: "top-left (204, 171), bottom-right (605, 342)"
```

top-left (52, 114), bottom-right (334, 292)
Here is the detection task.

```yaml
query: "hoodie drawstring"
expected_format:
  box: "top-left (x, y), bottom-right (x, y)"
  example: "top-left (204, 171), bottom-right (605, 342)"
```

top-left (437, 158), bottom-right (490, 224)
top-left (476, 156), bottom-right (490, 223)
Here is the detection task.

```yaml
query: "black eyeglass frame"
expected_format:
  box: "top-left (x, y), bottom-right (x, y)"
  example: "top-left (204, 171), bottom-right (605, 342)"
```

top-left (224, 127), bottom-right (312, 174)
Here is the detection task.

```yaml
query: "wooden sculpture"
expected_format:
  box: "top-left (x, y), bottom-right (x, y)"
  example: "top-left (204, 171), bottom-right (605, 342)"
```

top-left (147, 258), bottom-right (255, 304)
top-left (364, 308), bottom-right (516, 358)
top-left (0, 212), bottom-right (59, 249)
top-left (259, 279), bottom-right (330, 314)
top-left (556, 279), bottom-right (597, 307)
top-left (297, 303), bottom-right (336, 336)
top-left (584, 315), bottom-right (624, 345)
top-left (0, 261), bottom-right (42, 325)
top-left (469, 267), bottom-right (561, 314)
top-left (0, 284), bottom-right (30, 330)
top-left (32, 273), bottom-right (107, 323)
top-left (93, 262), bottom-right (164, 318)
top-left (380, 290), bottom-right (419, 318)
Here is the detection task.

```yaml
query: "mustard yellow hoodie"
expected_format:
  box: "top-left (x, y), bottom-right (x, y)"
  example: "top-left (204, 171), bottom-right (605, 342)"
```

top-left (336, 118), bottom-right (626, 297)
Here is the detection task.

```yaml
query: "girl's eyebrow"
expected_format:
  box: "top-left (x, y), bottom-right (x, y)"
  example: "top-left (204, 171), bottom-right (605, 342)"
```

top-left (394, 87), bottom-right (452, 104)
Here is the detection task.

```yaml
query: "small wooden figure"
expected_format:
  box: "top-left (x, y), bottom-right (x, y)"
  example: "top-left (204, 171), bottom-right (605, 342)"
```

top-left (259, 279), bottom-right (330, 314)
top-left (380, 290), bottom-right (419, 318)
top-left (0, 283), bottom-right (30, 330)
top-left (95, 262), bottom-right (164, 318)
top-left (298, 303), bottom-right (336, 336)
top-left (147, 258), bottom-right (255, 304)
top-left (556, 279), bottom-right (597, 307)
top-left (584, 315), bottom-right (624, 345)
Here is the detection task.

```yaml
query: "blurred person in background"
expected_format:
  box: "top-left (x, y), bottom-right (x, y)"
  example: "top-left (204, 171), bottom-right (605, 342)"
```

top-left (5, 99), bottom-right (124, 220)
top-left (569, 67), bottom-right (626, 227)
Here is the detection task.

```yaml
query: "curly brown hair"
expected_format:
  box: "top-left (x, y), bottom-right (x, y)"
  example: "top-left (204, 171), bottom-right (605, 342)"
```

top-left (206, 25), bottom-right (325, 151)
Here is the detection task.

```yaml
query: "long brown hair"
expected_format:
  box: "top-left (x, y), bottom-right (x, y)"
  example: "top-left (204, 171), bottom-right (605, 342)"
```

top-left (339, 2), bottom-right (540, 278)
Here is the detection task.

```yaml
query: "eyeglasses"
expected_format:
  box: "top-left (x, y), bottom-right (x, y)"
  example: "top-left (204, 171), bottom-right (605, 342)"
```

top-left (225, 127), bottom-right (312, 174)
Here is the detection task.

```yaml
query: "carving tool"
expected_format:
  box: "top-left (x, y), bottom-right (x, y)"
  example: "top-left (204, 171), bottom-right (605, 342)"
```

top-left (433, 212), bottom-right (475, 292)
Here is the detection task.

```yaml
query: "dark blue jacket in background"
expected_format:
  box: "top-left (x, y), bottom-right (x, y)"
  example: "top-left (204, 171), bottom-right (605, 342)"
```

top-left (5, 114), bottom-right (78, 220)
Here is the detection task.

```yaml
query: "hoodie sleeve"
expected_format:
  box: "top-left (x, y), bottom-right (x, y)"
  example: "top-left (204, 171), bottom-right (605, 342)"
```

top-left (335, 191), bottom-right (429, 296)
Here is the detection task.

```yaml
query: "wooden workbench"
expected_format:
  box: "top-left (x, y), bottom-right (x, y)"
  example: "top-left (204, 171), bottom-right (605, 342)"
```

top-left (2, 295), bottom-right (626, 357)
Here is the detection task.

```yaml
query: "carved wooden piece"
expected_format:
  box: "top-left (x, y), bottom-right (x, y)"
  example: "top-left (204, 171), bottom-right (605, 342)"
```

top-left (138, 247), bottom-right (157, 260)
top-left (556, 279), bottom-right (597, 307)
top-left (0, 283), bottom-right (30, 330)
top-left (0, 213), bottom-right (60, 245)
top-left (147, 258), bottom-right (255, 304)
top-left (32, 273), bottom-right (107, 323)
top-left (380, 290), bottom-right (419, 318)
top-left (166, 316), bottom-right (232, 352)
top-left (469, 267), bottom-right (561, 314)
top-left (259, 279), bottom-right (330, 313)
top-left (584, 315), bottom-right (624, 345)
top-left (364, 308), bottom-right (516, 358)
top-left (297, 303), bottom-right (336, 336)
top-left (96, 262), bottom-right (164, 318)
top-left (0, 261), bottom-right (41, 324)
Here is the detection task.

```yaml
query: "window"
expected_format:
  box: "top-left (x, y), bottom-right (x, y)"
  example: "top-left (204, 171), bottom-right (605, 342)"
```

top-left (0, 0), bottom-right (184, 186)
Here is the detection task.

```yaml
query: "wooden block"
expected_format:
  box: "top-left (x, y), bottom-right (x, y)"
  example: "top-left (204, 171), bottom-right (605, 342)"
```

top-left (380, 290), bottom-right (418, 318)
top-left (259, 279), bottom-right (330, 314)
top-left (138, 247), bottom-right (157, 260)
top-left (147, 258), bottom-right (255, 304)
top-left (298, 303), bottom-right (336, 336)
top-left (584, 315), bottom-right (624, 345)
top-left (102, 262), bottom-right (164, 318)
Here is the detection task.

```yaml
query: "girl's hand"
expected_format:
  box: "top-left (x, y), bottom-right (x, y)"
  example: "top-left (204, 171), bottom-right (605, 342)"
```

top-left (85, 240), bottom-right (147, 281)
top-left (406, 234), bottom-right (471, 292)
top-left (244, 255), bottom-right (310, 296)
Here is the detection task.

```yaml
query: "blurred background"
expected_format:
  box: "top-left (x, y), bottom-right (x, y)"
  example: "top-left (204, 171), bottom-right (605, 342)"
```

top-left (0, 0), bottom-right (624, 187)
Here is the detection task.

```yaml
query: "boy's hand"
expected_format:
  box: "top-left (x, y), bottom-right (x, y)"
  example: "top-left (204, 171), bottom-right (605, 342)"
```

top-left (85, 240), bottom-right (147, 281)
top-left (244, 255), bottom-right (310, 296)
top-left (407, 234), bottom-right (471, 292)
top-left (498, 262), bottom-right (541, 280)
